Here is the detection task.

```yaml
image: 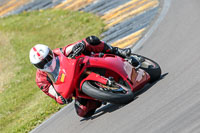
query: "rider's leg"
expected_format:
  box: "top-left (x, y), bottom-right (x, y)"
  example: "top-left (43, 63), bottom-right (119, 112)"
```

top-left (103, 43), bottom-right (131, 58)
top-left (103, 43), bottom-right (140, 67)
top-left (84, 36), bottom-right (131, 58)
top-left (84, 36), bottom-right (139, 67)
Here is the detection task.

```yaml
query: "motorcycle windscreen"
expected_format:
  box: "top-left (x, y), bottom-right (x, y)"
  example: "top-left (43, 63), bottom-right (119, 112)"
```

top-left (52, 54), bottom-right (77, 99)
top-left (47, 57), bottom-right (60, 83)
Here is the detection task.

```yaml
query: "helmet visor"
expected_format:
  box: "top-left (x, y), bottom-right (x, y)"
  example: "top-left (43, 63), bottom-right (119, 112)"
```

top-left (41, 53), bottom-right (56, 72)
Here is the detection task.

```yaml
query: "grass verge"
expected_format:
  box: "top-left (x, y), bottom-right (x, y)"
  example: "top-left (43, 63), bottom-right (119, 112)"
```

top-left (0, 9), bottom-right (105, 133)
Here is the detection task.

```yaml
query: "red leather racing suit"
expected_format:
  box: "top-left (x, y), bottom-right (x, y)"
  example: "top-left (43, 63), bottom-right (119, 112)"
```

top-left (36, 36), bottom-right (109, 117)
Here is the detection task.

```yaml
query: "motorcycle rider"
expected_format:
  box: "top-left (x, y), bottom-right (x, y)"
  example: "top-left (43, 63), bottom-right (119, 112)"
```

top-left (29, 36), bottom-right (139, 118)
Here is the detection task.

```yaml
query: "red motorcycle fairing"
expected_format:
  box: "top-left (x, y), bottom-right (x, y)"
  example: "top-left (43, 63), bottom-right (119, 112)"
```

top-left (132, 68), bottom-right (150, 91)
top-left (78, 55), bottom-right (132, 90)
top-left (86, 55), bottom-right (131, 79)
top-left (53, 52), bottom-right (150, 99)
top-left (53, 54), bottom-right (77, 99)
top-left (79, 54), bottom-right (150, 92)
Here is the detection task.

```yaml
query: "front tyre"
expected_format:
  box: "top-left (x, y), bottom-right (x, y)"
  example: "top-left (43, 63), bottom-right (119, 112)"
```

top-left (82, 81), bottom-right (134, 105)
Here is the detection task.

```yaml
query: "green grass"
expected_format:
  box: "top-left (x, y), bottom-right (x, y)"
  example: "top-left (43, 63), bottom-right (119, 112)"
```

top-left (0, 9), bottom-right (105, 133)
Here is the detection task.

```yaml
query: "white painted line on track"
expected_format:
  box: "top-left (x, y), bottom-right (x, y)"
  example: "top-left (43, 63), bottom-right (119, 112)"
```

top-left (132, 0), bottom-right (171, 52)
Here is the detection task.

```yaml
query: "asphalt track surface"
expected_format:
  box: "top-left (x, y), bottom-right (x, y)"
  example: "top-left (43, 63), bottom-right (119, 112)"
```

top-left (31, 0), bottom-right (200, 132)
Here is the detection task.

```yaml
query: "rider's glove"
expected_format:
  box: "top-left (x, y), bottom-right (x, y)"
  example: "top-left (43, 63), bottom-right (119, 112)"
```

top-left (57, 96), bottom-right (73, 104)
top-left (72, 41), bottom-right (85, 56)
top-left (57, 96), bottom-right (66, 104)
top-left (60, 96), bottom-right (66, 104)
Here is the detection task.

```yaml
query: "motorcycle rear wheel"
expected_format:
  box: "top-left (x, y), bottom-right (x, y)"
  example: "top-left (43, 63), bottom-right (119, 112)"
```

top-left (132, 54), bottom-right (161, 83)
top-left (82, 81), bottom-right (134, 104)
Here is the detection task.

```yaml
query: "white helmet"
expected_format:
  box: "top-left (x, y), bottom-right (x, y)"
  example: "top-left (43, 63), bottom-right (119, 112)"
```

top-left (29, 44), bottom-right (56, 72)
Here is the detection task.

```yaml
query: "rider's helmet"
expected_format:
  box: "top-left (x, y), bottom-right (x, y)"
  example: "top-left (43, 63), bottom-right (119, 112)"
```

top-left (29, 44), bottom-right (56, 72)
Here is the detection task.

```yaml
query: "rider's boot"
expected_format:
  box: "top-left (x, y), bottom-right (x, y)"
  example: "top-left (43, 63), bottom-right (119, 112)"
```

top-left (111, 47), bottom-right (131, 58)
top-left (104, 43), bottom-right (131, 58)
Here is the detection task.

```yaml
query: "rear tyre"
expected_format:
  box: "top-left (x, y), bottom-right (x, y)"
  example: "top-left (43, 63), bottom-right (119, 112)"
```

top-left (132, 54), bottom-right (161, 83)
top-left (82, 81), bottom-right (134, 104)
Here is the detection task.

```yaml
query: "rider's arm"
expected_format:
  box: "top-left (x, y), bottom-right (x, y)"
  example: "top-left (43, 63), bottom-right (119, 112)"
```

top-left (35, 70), bottom-right (65, 105)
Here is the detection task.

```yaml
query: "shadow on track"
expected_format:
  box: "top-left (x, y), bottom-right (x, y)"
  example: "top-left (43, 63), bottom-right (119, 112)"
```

top-left (80, 103), bottom-right (124, 121)
top-left (80, 73), bottom-right (168, 121)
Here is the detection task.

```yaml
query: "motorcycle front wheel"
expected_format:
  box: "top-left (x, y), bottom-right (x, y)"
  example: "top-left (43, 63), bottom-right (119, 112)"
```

top-left (82, 80), bottom-right (134, 105)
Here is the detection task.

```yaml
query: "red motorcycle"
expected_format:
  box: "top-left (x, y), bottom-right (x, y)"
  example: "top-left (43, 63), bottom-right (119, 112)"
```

top-left (48, 50), bottom-right (161, 105)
